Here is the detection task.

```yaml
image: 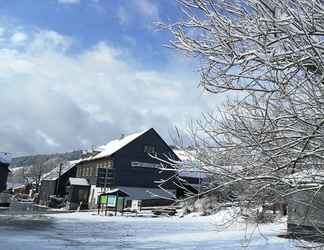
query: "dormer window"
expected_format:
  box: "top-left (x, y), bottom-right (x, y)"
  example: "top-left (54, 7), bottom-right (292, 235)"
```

top-left (144, 145), bottom-right (155, 154)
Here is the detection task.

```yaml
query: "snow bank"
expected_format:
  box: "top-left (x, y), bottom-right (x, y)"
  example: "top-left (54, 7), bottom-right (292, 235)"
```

top-left (0, 208), bottom-right (294, 250)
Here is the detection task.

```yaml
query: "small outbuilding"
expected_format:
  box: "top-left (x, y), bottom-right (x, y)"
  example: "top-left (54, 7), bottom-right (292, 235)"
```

top-left (287, 170), bottom-right (324, 241)
top-left (0, 152), bottom-right (11, 194)
top-left (66, 177), bottom-right (90, 210)
top-left (39, 160), bottom-right (81, 206)
top-left (172, 149), bottom-right (209, 198)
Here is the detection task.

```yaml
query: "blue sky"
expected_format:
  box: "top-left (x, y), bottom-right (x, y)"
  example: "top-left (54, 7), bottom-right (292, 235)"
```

top-left (0, 0), bottom-right (217, 156)
top-left (0, 0), bottom-right (178, 69)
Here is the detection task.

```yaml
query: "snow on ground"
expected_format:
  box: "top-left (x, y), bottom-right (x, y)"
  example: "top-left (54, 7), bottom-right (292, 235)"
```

top-left (0, 209), bottom-right (297, 250)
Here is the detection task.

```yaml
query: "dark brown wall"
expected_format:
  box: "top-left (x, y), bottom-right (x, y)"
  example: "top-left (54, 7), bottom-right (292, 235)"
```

top-left (75, 128), bottom-right (179, 190)
top-left (113, 128), bottom-right (178, 189)
top-left (0, 163), bottom-right (9, 193)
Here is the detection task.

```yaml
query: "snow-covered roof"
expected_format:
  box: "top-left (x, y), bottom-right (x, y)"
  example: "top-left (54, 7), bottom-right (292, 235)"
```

top-left (0, 152), bottom-right (11, 165)
top-left (83, 129), bottom-right (149, 161)
top-left (173, 149), bottom-right (197, 162)
top-left (6, 182), bottom-right (24, 190)
top-left (172, 149), bottom-right (208, 178)
top-left (173, 149), bottom-right (245, 179)
top-left (42, 160), bottom-right (81, 181)
top-left (178, 168), bottom-right (207, 178)
top-left (101, 188), bottom-right (129, 197)
top-left (69, 177), bottom-right (89, 186)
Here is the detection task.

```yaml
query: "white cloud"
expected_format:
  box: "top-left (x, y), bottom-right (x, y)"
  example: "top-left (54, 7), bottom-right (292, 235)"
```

top-left (134, 0), bottom-right (160, 19)
top-left (57, 0), bottom-right (80, 4)
top-left (29, 30), bottom-right (73, 52)
top-left (0, 25), bottom-right (216, 155)
top-left (10, 32), bottom-right (27, 44)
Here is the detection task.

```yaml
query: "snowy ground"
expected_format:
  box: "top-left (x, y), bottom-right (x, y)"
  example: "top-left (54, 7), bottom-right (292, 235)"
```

top-left (0, 209), bottom-right (298, 250)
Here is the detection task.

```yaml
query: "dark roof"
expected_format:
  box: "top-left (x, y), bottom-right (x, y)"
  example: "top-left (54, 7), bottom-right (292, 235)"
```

top-left (99, 188), bottom-right (129, 197)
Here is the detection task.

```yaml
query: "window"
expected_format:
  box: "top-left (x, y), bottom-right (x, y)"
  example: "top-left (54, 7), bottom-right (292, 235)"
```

top-left (107, 160), bottom-right (113, 169)
top-left (144, 145), bottom-right (155, 154)
top-left (96, 168), bottom-right (114, 187)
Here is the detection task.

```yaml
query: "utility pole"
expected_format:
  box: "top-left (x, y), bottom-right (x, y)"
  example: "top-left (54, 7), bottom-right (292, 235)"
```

top-left (55, 163), bottom-right (63, 197)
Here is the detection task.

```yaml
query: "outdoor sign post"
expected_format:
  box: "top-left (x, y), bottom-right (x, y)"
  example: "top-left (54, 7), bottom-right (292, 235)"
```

top-left (98, 194), bottom-right (118, 216)
top-left (115, 193), bottom-right (118, 216)
top-left (98, 189), bottom-right (129, 216)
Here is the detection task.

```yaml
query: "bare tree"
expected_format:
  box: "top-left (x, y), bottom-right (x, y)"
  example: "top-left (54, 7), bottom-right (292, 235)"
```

top-left (161, 0), bottom-right (324, 243)
top-left (162, 0), bottom-right (324, 93)
top-left (28, 163), bottom-right (45, 194)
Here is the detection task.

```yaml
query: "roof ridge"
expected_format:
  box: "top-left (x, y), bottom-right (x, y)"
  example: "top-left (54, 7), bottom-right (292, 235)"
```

top-left (86, 128), bottom-right (152, 161)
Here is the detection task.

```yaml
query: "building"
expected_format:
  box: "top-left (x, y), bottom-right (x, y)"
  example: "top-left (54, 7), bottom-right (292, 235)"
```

top-left (75, 128), bottom-right (180, 208)
top-left (39, 160), bottom-right (81, 205)
top-left (0, 152), bottom-right (11, 193)
top-left (0, 152), bottom-right (11, 207)
top-left (287, 170), bottom-right (324, 241)
top-left (65, 177), bottom-right (90, 210)
top-left (172, 148), bottom-right (208, 197)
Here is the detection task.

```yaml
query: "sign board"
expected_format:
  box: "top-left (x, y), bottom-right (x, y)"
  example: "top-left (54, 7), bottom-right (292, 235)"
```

top-left (100, 195), bottom-right (108, 205)
top-left (130, 161), bottom-right (160, 169)
top-left (107, 195), bottom-right (117, 207)
top-left (131, 200), bottom-right (141, 211)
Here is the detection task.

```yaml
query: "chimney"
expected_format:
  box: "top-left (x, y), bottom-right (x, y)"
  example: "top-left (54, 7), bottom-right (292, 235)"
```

top-left (120, 134), bottom-right (125, 140)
